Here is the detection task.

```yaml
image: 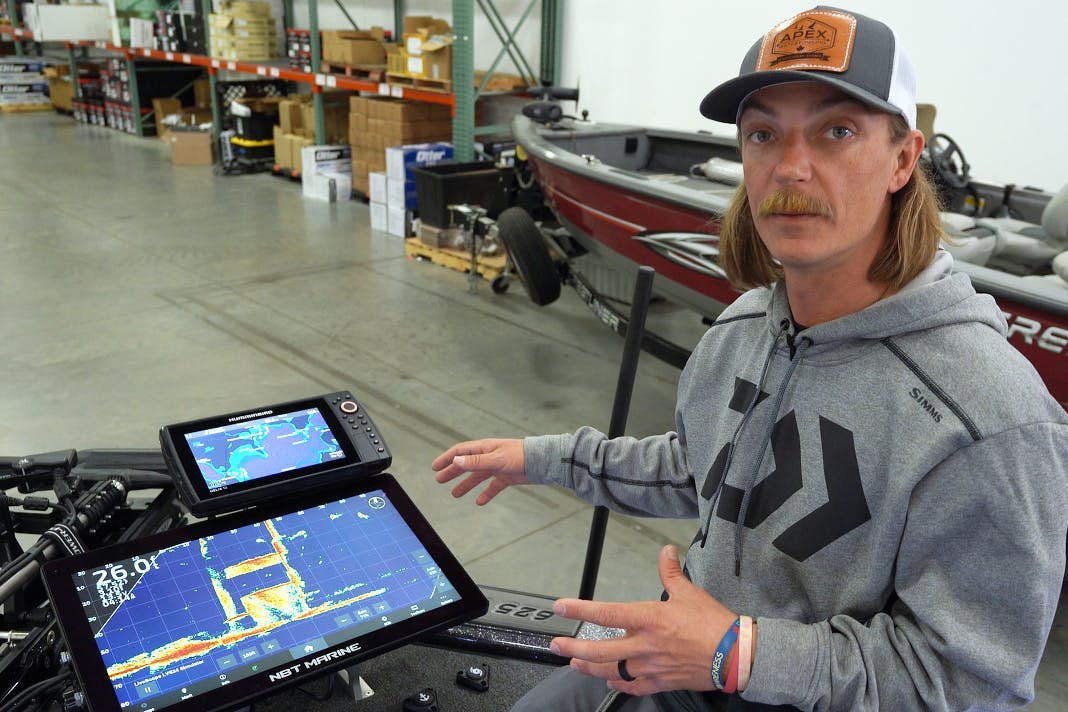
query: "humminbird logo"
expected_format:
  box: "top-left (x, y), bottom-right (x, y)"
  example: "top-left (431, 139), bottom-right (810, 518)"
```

top-left (228, 409), bottom-right (273, 423)
top-left (315, 150), bottom-right (343, 161)
top-left (267, 643), bottom-right (363, 682)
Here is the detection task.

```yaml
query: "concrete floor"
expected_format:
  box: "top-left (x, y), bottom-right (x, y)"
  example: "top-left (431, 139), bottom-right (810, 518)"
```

top-left (1, 112), bottom-right (1064, 710)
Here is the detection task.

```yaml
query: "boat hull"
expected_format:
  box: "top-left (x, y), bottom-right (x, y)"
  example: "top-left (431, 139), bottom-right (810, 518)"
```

top-left (517, 117), bottom-right (1068, 408)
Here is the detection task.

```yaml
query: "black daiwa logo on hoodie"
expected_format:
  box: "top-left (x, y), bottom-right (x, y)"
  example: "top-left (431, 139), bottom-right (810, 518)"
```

top-left (708, 378), bottom-right (871, 561)
top-left (909, 387), bottom-right (943, 422)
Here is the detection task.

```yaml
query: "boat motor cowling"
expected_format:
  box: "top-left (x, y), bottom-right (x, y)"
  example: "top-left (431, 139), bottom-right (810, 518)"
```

top-left (522, 101), bottom-right (564, 123)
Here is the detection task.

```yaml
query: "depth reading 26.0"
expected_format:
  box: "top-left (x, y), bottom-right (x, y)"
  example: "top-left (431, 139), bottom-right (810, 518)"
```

top-left (80, 555), bottom-right (161, 611)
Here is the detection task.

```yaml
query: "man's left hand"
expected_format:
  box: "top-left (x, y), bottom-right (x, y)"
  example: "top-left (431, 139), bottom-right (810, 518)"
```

top-left (550, 545), bottom-right (737, 696)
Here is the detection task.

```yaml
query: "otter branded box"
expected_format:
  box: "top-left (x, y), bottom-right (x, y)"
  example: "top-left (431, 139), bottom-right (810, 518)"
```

top-left (301, 144), bottom-right (352, 201)
top-left (385, 141), bottom-right (452, 182)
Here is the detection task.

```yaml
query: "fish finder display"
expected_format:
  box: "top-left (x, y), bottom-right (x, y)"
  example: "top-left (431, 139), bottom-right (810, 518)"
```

top-left (65, 489), bottom-right (462, 711)
top-left (185, 408), bottom-right (345, 492)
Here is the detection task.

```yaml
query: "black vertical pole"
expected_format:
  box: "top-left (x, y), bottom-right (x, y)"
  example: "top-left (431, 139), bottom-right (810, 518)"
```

top-left (578, 266), bottom-right (656, 600)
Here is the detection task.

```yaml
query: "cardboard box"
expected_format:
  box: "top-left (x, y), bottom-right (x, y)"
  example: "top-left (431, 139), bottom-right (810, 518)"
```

top-left (279, 97), bottom-right (306, 134)
top-left (48, 76), bottom-right (73, 112)
top-left (299, 101), bottom-right (348, 143)
top-left (368, 117), bottom-right (451, 143)
top-left (417, 220), bottom-right (463, 249)
top-left (370, 201), bottom-right (388, 233)
top-left (305, 170), bottom-right (352, 202)
top-left (385, 142), bottom-right (452, 181)
top-left (321, 28), bottom-right (386, 66)
top-left (387, 205), bottom-right (412, 238)
top-left (366, 98), bottom-right (449, 122)
top-left (402, 16), bottom-right (451, 39)
top-left (368, 172), bottom-right (388, 204)
top-left (273, 124), bottom-right (286, 166)
top-left (386, 177), bottom-right (417, 209)
top-left (168, 129), bottom-right (214, 166)
top-left (129, 17), bottom-right (154, 48)
top-left (301, 144), bottom-right (352, 199)
top-left (352, 161), bottom-right (369, 195)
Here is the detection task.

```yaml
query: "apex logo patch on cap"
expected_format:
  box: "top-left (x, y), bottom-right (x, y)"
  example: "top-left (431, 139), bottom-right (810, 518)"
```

top-left (757, 9), bottom-right (857, 73)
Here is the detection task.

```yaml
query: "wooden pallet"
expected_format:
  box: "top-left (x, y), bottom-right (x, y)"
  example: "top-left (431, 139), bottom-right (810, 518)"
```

top-left (321, 61), bottom-right (388, 82)
top-left (385, 72), bottom-right (451, 94)
top-left (404, 238), bottom-right (506, 281)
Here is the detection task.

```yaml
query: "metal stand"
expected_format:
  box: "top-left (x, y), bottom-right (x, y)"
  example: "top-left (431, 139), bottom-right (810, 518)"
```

top-left (335, 662), bottom-right (375, 702)
top-left (449, 203), bottom-right (493, 294)
top-left (578, 266), bottom-right (656, 600)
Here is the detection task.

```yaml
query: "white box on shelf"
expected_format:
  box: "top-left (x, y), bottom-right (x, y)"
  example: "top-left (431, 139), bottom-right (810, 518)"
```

top-left (23, 4), bottom-right (110, 41)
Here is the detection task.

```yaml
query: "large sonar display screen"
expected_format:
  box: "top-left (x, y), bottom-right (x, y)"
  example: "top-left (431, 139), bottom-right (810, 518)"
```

top-left (42, 476), bottom-right (487, 712)
top-left (185, 407), bottom-right (345, 492)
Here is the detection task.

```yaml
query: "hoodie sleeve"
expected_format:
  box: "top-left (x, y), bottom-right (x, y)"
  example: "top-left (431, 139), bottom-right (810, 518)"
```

top-left (742, 421), bottom-right (1068, 711)
top-left (522, 427), bottom-right (699, 519)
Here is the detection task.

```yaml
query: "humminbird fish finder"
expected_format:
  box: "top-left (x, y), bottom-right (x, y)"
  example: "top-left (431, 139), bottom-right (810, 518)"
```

top-left (160, 391), bottom-right (391, 516)
top-left (42, 475), bottom-right (488, 712)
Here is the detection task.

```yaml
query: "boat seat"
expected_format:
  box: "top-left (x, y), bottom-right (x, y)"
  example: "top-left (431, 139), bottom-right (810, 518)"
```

top-left (1054, 250), bottom-right (1068, 283)
top-left (939, 212), bottom-right (997, 266)
top-left (699, 157), bottom-right (744, 185)
top-left (974, 181), bottom-right (1068, 274)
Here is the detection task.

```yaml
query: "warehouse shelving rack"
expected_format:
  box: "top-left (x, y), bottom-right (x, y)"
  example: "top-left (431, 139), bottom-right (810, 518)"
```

top-left (2, 0), bottom-right (562, 160)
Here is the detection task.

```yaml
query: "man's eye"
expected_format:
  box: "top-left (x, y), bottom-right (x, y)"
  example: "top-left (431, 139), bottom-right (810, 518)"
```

top-left (747, 130), bottom-right (772, 144)
top-left (828, 126), bottom-right (853, 140)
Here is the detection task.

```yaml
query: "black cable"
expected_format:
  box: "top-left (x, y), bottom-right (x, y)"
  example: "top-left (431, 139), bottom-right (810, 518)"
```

top-left (2, 665), bottom-right (72, 712)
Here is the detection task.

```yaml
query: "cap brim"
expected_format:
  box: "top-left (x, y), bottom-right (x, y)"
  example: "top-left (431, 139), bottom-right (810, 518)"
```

top-left (699, 71), bottom-right (904, 125)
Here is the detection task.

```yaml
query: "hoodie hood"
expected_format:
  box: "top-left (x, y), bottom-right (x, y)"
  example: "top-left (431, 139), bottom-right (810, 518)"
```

top-left (763, 249), bottom-right (1008, 352)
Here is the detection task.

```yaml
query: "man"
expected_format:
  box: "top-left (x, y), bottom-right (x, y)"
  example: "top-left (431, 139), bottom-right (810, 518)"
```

top-left (432, 6), bottom-right (1068, 711)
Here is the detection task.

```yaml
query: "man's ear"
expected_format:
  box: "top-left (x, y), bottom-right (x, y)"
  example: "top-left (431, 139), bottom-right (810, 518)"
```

top-left (890, 129), bottom-right (925, 193)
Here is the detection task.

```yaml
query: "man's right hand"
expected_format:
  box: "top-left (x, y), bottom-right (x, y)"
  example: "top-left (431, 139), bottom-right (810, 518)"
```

top-left (431, 439), bottom-right (528, 505)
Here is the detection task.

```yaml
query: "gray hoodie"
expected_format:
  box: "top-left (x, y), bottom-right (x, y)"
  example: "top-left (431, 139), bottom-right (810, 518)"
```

top-left (523, 251), bottom-right (1068, 711)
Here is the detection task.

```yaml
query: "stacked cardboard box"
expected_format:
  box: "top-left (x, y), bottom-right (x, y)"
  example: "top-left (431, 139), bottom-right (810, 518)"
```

top-left (321, 27), bottom-right (387, 66)
top-left (394, 16), bottom-right (452, 84)
top-left (272, 92), bottom-right (349, 173)
top-left (0, 58), bottom-right (52, 111)
top-left (348, 95), bottom-right (452, 196)
top-left (366, 142), bottom-right (452, 238)
top-left (209, 1), bottom-right (276, 61)
top-left (152, 97), bottom-right (212, 141)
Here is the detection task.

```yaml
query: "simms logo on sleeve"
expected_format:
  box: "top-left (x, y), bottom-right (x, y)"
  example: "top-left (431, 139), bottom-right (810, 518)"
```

top-left (757, 10), bottom-right (857, 72)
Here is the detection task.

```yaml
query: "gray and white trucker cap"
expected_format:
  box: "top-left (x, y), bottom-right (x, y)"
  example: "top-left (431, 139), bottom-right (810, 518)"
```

top-left (699, 6), bottom-right (917, 129)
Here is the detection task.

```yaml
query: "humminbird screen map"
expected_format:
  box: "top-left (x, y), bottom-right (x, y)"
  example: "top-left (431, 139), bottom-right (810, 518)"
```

top-left (43, 478), bottom-right (486, 712)
top-left (185, 408), bottom-right (345, 492)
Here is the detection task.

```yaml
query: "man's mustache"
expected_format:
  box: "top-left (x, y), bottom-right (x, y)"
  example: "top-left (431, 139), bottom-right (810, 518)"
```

top-left (757, 190), bottom-right (833, 218)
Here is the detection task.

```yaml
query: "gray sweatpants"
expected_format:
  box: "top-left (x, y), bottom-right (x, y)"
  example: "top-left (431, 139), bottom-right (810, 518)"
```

top-left (510, 666), bottom-right (659, 712)
top-left (511, 667), bottom-right (798, 712)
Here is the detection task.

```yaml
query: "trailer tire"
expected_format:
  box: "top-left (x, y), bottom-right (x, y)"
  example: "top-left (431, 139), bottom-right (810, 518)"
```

top-left (497, 207), bottom-right (561, 306)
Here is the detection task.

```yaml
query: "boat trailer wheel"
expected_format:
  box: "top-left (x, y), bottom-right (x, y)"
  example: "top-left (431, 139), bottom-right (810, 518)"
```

top-left (495, 207), bottom-right (562, 306)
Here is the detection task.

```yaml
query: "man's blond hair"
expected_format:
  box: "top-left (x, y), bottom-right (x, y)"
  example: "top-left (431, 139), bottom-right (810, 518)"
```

top-left (718, 116), bottom-right (944, 290)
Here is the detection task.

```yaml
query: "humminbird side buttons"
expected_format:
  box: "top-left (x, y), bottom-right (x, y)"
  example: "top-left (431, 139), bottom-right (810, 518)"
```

top-left (41, 476), bottom-right (487, 712)
top-left (160, 391), bottom-right (392, 516)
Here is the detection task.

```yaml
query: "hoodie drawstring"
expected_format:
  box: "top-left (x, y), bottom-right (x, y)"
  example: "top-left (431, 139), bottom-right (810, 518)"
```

top-left (732, 333), bottom-right (812, 575)
top-left (699, 319), bottom-right (790, 549)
